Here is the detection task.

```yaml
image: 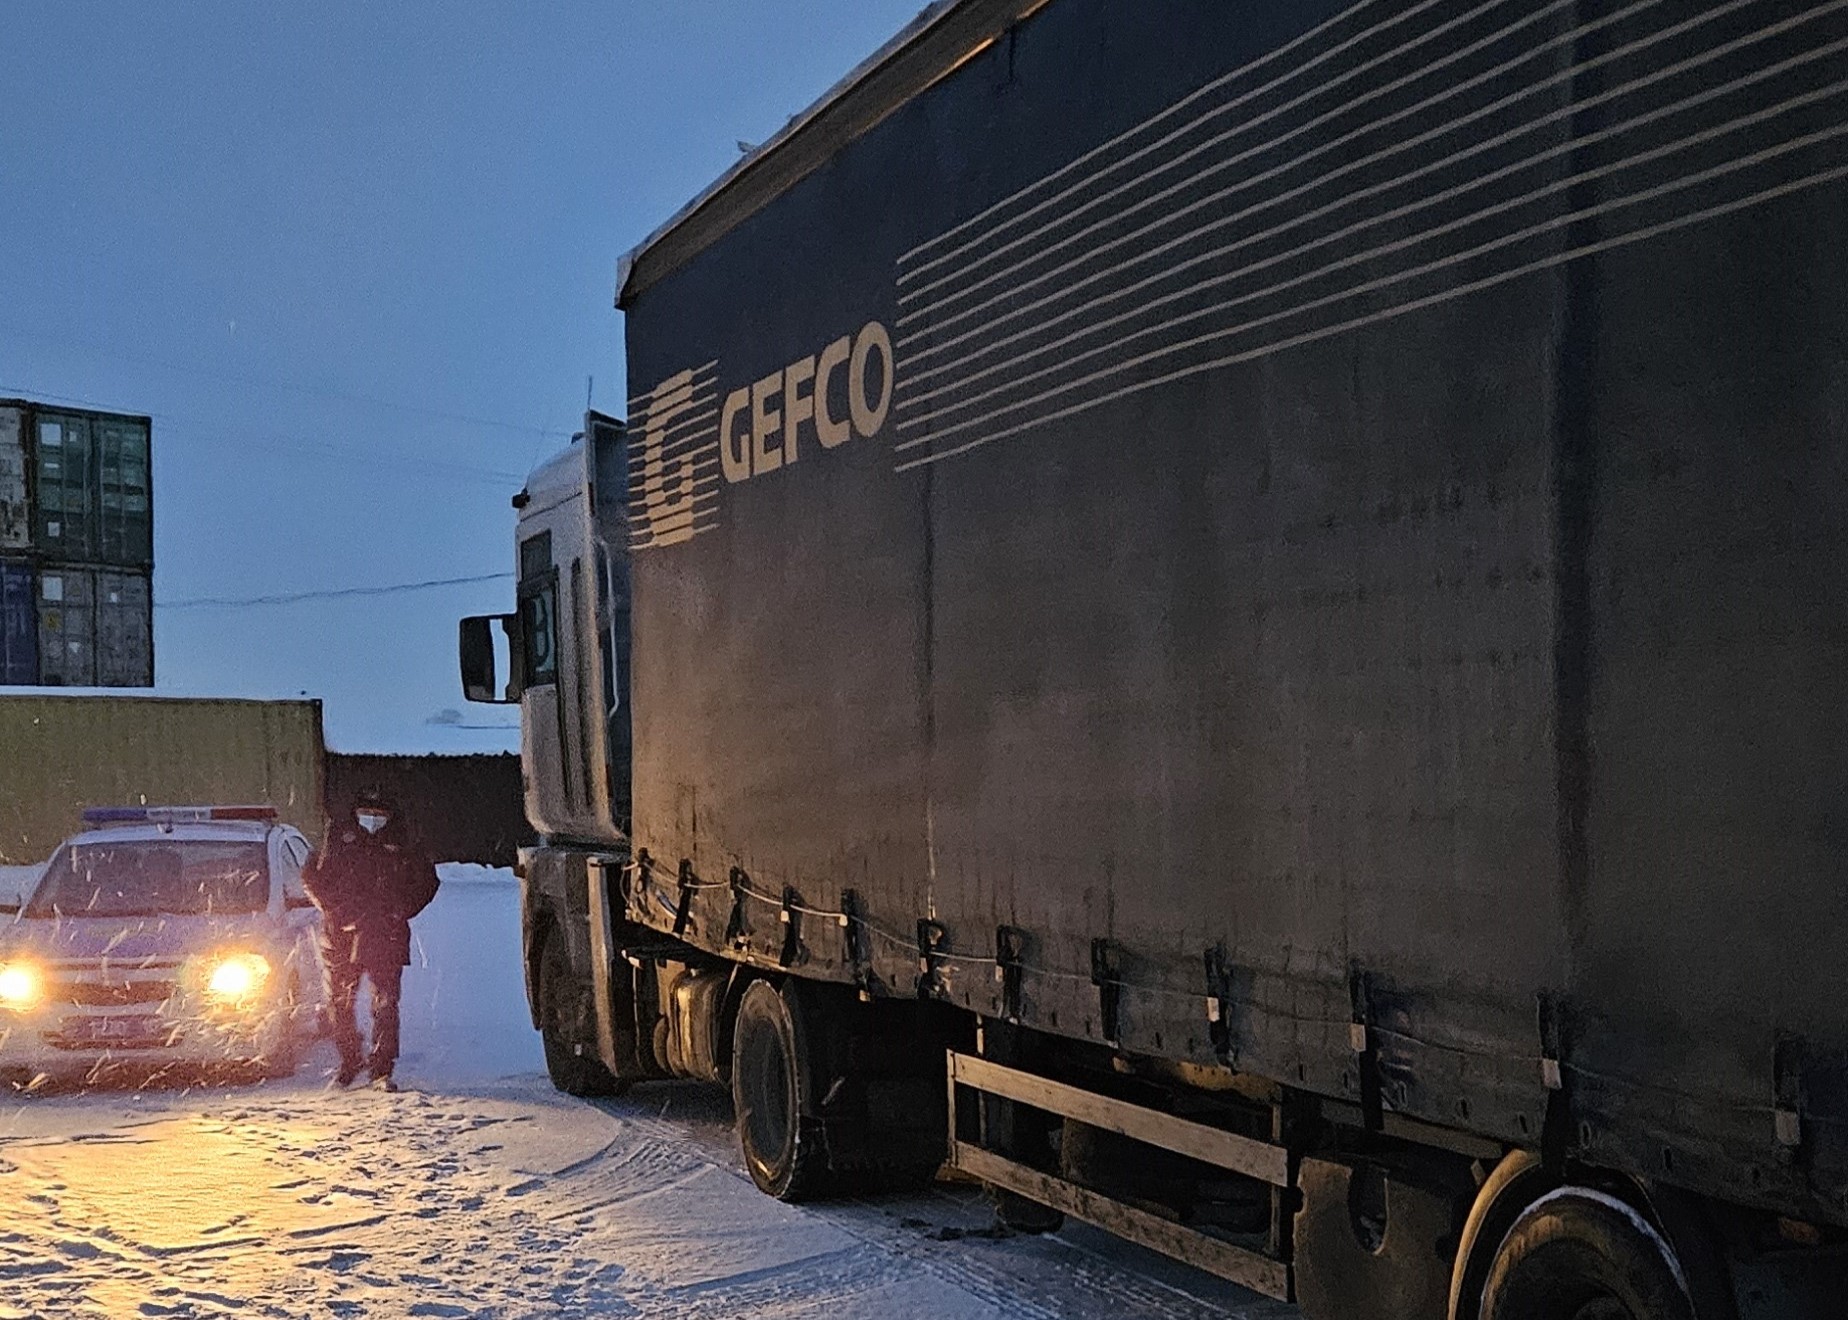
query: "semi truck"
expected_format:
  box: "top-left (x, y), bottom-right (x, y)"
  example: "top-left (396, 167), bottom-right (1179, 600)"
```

top-left (461, 1), bottom-right (1848, 1314)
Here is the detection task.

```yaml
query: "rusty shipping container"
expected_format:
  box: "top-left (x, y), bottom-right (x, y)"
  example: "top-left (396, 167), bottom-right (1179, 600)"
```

top-left (33, 564), bottom-right (154, 688)
top-left (0, 695), bottom-right (326, 863)
top-left (27, 406), bottom-right (153, 568)
top-left (30, 410), bottom-right (96, 563)
top-left (94, 568), bottom-right (152, 687)
top-left (0, 560), bottom-right (33, 686)
top-left (0, 399), bottom-right (157, 688)
top-left (93, 413), bottom-right (153, 568)
top-left (0, 406), bottom-right (27, 550)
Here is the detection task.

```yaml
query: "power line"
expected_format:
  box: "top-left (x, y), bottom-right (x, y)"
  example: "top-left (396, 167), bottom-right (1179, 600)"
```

top-left (162, 572), bottom-right (514, 610)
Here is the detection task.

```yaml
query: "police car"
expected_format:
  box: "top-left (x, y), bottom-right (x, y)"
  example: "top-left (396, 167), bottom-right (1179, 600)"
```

top-left (0, 806), bottom-right (328, 1085)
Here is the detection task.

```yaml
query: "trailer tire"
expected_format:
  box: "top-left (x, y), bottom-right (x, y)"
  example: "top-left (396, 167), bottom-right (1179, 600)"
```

top-left (732, 978), bottom-right (830, 1201)
top-left (1480, 1187), bottom-right (1695, 1320)
top-left (539, 932), bottom-right (626, 1098)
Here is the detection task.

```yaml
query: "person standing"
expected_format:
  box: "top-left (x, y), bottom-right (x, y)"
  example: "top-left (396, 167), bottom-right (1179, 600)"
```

top-left (302, 791), bottom-right (440, 1089)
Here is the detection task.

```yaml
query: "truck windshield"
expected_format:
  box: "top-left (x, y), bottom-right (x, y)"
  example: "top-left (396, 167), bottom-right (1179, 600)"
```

top-left (25, 841), bottom-right (270, 918)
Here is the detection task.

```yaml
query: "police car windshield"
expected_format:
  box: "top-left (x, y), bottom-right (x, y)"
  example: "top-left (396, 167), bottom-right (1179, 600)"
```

top-left (25, 841), bottom-right (270, 918)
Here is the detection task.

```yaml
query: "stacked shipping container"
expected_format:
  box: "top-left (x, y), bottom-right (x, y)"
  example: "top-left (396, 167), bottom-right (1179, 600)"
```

top-left (0, 406), bottom-right (33, 685)
top-left (0, 399), bottom-right (153, 687)
top-left (0, 561), bottom-right (33, 686)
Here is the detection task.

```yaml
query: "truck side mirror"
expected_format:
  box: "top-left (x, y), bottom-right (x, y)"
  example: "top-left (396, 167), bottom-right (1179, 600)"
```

top-left (460, 614), bottom-right (522, 704)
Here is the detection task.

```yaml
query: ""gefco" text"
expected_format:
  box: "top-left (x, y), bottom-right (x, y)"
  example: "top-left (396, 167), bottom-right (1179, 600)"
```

top-left (719, 321), bottom-right (893, 484)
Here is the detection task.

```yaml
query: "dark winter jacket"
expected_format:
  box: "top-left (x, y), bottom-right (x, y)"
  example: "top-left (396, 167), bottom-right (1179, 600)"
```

top-left (303, 808), bottom-right (440, 971)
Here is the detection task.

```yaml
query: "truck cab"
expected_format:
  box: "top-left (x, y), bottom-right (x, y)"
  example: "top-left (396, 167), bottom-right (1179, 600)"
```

top-left (461, 412), bottom-right (631, 845)
top-left (462, 416), bottom-right (677, 1100)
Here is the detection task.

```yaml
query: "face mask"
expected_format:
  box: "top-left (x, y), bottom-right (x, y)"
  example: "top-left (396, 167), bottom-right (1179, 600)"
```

top-left (356, 811), bottom-right (389, 835)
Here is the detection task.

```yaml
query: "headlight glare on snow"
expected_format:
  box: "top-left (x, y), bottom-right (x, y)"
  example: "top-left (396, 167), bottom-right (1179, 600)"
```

top-left (0, 961), bottom-right (42, 1009)
top-left (204, 952), bottom-right (271, 1000)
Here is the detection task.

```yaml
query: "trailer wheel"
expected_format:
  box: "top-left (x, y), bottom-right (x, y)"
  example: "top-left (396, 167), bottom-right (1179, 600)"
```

top-left (1480, 1187), bottom-right (1695, 1320)
top-left (732, 978), bottom-right (829, 1201)
top-left (539, 932), bottom-right (626, 1098)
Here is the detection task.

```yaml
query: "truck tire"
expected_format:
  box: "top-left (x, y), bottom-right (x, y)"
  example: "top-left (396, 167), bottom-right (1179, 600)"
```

top-left (539, 932), bottom-right (626, 1098)
top-left (732, 978), bottom-right (830, 1201)
top-left (1479, 1187), bottom-right (1695, 1320)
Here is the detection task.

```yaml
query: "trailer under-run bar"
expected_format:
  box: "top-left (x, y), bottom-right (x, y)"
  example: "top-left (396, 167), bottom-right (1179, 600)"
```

top-left (945, 1051), bottom-right (1293, 1301)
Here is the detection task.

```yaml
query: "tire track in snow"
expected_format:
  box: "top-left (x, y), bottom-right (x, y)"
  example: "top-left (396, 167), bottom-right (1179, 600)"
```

top-left (564, 1103), bottom-right (1278, 1319)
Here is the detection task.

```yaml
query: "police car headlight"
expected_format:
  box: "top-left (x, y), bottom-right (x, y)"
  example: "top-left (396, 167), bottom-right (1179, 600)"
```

top-left (205, 953), bottom-right (271, 1000)
top-left (0, 961), bottom-right (43, 1009)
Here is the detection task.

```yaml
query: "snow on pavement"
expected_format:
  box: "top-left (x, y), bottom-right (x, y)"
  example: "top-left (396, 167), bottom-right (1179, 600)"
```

top-left (0, 869), bottom-right (1292, 1319)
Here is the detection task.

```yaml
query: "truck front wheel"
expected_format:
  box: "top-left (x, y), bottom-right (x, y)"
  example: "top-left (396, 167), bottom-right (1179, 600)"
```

top-left (539, 932), bottom-right (626, 1098)
top-left (732, 978), bottom-right (830, 1201)
top-left (1480, 1187), bottom-right (1697, 1320)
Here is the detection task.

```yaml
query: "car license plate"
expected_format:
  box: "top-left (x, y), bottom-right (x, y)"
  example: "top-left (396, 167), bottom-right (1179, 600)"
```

top-left (59, 1015), bottom-right (167, 1045)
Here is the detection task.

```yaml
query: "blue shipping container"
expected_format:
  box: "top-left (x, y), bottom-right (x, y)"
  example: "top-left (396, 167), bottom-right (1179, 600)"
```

top-left (0, 560), bottom-right (36, 685)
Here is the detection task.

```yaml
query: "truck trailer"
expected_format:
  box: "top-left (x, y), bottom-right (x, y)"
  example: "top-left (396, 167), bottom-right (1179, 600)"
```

top-left (462, 1), bottom-right (1848, 1314)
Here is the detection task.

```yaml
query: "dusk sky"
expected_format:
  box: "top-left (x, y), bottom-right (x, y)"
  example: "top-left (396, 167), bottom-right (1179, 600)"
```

top-left (0, 1), bottom-right (923, 752)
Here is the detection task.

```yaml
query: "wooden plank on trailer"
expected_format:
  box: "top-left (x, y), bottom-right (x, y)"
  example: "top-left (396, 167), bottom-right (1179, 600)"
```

top-left (952, 1142), bottom-right (1291, 1301)
top-left (948, 1052), bottom-right (1289, 1186)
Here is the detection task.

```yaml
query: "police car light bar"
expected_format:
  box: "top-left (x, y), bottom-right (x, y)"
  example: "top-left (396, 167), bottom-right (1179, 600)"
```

top-left (81, 805), bottom-right (279, 826)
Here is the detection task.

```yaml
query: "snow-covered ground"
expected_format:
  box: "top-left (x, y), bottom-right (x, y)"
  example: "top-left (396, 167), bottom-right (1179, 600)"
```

top-left (0, 868), bottom-right (1291, 1319)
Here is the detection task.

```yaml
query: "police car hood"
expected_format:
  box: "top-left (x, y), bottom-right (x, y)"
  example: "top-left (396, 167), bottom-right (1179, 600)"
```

top-left (0, 911), bottom-right (278, 965)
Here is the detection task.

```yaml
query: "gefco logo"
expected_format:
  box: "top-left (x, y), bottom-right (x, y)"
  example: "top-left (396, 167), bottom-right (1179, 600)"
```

top-left (633, 321), bottom-right (893, 549)
top-left (718, 320), bottom-right (894, 481)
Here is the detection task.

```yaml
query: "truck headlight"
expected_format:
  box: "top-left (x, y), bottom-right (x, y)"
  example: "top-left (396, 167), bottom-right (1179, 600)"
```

top-left (0, 961), bottom-right (42, 1009)
top-left (205, 953), bottom-right (272, 1000)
